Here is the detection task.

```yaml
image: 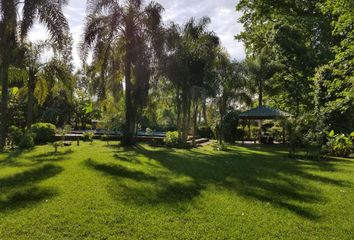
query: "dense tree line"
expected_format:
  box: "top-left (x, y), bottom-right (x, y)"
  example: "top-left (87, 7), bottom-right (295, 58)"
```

top-left (236, 0), bottom-right (354, 135)
top-left (0, 0), bottom-right (352, 151)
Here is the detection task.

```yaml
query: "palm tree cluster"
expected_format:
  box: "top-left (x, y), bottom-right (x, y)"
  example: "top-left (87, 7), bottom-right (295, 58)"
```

top-left (0, 0), bottom-right (275, 151)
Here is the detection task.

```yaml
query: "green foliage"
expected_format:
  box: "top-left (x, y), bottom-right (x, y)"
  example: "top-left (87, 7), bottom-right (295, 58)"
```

top-left (163, 131), bottom-right (179, 147)
top-left (214, 143), bottom-right (227, 151)
top-left (30, 123), bottom-right (56, 144)
top-left (146, 128), bottom-right (153, 135)
top-left (284, 114), bottom-right (322, 158)
top-left (221, 111), bottom-right (239, 144)
top-left (323, 131), bottom-right (353, 157)
top-left (18, 131), bottom-right (35, 149)
top-left (82, 132), bottom-right (94, 142)
top-left (197, 126), bottom-right (214, 139)
top-left (8, 125), bottom-right (23, 147)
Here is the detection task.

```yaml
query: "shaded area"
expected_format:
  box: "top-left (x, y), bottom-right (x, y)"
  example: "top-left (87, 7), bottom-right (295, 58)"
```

top-left (86, 159), bottom-right (157, 182)
top-left (0, 164), bottom-right (63, 188)
top-left (0, 149), bottom-right (73, 167)
top-left (95, 144), bottom-right (352, 219)
top-left (0, 187), bottom-right (57, 212)
top-left (0, 164), bottom-right (62, 213)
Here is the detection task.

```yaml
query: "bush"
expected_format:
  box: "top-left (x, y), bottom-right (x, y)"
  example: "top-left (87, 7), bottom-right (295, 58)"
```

top-left (82, 132), bottom-right (94, 142)
top-left (222, 111), bottom-right (239, 144)
top-left (19, 131), bottom-right (35, 149)
top-left (235, 128), bottom-right (245, 141)
top-left (8, 125), bottom-right (23, 147)
top-left (164, 131), bottom-right (179, 147)
top-left (146, 128), bottom-right (153, 135)
top-left (31, 123), bottom-right (56, 144)
top-left (197, 126), bottom-right (214, 139)
top-left (323, 131), bottom-right (353, 157)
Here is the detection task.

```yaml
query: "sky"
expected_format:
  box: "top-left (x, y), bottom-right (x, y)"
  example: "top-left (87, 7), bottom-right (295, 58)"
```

top-left (29, 0), bottom-right (245, 68)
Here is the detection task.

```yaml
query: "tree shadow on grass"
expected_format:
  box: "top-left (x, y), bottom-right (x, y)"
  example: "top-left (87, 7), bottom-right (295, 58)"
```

top-left (0, 149), bottom-right (73, 167)
top-left (0, 164), bottom-right (63, 189)
top-left (85, 159), bottom-right (157, 182)
top-left (0, 164), bottom-right (62, 213)
top-left (0, 187), bottom-right (57, 212)
top-left (108, 144), bottom-right (352, 220)
top-left (86, 157), bottom-right (203, 205)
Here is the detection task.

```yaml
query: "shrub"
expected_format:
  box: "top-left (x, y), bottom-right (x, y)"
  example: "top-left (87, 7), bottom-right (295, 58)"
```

top-left (31, 123), bottom-right (56, 144)
top-left (222, 111), bottom-right (239, 143)
top-left (214, 143), bottom-right (227, 151)
top-left (19, 131), bottom-right (35, 149)
top-left (269, 126), bottom-right (283, 142)
top-left (82, 132), bottom-right (94, 142)
top-left (323, 131), bottom-right (353, 157)
top-left (164, 131), bottom-right (179, 147)
top-left (8, 125), bottom-right (23, 147)
top-left (146, 128), bottom-right (153, 135)
top-left (197, 126), bottom-right (214, 139)
top-left (235, 128), bottom-right (245, 141)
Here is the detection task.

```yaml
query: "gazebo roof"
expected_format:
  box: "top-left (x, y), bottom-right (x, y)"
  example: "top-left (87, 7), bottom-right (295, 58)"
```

top-left (239, 105), bottom-right (290, 120)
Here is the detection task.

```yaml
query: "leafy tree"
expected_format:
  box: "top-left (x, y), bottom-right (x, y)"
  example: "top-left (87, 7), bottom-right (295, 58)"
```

top-left (0, 0), bottom-right (69, 151)
top-left (244, 48), bottom-right (281, 108)
top-left (215, 50), bottom-right (251, 144)
top-left (236, 0), bottom-right (334, 116)
top-left (164, 18), bottom-right (220, 147)
top-left (82, 0), bottom-right (164, 145)
top-left (314, 0), bottom-right (354, 133)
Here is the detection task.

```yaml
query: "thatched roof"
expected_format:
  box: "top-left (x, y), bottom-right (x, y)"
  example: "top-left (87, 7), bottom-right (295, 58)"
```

top-left (239, 106), bottom-right (290, 120)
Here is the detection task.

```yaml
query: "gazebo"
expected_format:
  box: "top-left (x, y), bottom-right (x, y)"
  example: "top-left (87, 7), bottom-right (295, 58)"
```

top-left (238, 105), bottom-right (291, 144)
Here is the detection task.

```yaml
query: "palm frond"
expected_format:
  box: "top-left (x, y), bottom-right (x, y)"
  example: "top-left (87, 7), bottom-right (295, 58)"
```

top-left (36, 0), bottom-right (69, 49)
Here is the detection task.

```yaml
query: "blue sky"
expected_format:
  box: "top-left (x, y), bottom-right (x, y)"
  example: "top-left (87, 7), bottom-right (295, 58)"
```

top-left (29, 0), bottom-right (245, 68)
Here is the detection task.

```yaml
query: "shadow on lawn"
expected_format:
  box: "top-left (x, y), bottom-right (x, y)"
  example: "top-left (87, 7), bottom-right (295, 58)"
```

top-left (0, 164), bottom-right (62, 212)
top-left (0, 149), bottom-right (72, 167)
top-left (86, 158), bottom-right (157, 182)
top-left (90, 144), bottom-right (352, 219)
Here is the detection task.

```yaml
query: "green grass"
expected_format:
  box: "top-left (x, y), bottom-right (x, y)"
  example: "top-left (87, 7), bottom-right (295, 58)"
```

top-left (0, 142), bottom-right (353, 239)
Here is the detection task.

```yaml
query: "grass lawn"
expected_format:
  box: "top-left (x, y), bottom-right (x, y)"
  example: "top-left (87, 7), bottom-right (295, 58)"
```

top-left (0, 141), bottom-right (353, 239)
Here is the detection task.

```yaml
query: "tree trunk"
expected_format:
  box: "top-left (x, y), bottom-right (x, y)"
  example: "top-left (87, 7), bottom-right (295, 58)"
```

top-left (122, 52), bottom-right (136, 145)
top-left (181, 90), bottom-right (190, 147)
top-left (176, 87), bottom-right (181, 139)
top-left (219, 94), bottom-right (226, 145)
top-left (0, 63), bottom-right (9, 152)
top-left (26, 67), bottom-right (36, 129)
top-left (192, 99), bottom-right (198, 146)
top-left (202, 97), bottom-right (208, 125)
top-left (259, 79), bottom-right (263, 107)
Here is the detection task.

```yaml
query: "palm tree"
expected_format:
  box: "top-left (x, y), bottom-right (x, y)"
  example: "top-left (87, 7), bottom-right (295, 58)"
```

top-left (216, 50), bottom-right (252, 144)
top-left (245, 48), bottom-right (281, 107)
top-left (0, 0), bottom-right (69, 151)
top-left (82, 0), bottom-right (164, 145)
top-left (164, 17), bottom-right (220, 147)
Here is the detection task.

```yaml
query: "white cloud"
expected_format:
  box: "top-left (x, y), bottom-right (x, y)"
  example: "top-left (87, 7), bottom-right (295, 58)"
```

top-left (29, 0), bottom-right (245, 68)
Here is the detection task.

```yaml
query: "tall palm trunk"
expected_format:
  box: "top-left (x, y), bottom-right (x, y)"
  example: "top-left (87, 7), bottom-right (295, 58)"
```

top-left (192, 98), bottom-right (199, 146)
top-left (27, 67), bottom-right (36, 128)
top-left (202, 97), bottom-right (208, 125)
top-left (219, 93), bottom-right (227, 145)
top-left (122, 51), bottom-right (136, 145)
top-left (0, 62), bottom-right (10, 151)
